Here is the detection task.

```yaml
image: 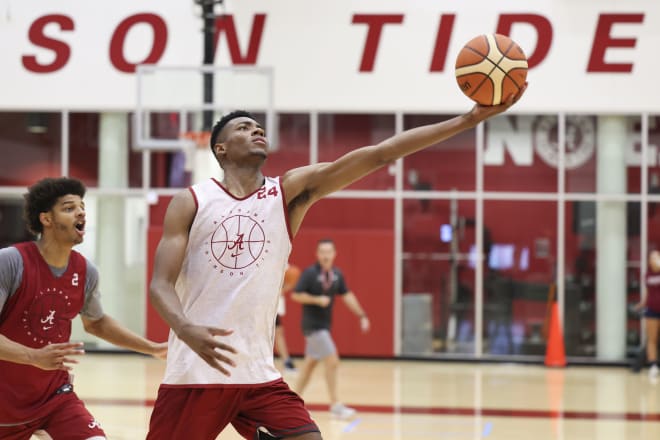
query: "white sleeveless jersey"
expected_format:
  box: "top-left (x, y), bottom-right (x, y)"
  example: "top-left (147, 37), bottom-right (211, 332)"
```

top-left (163, 177), bottom-right (292, 385)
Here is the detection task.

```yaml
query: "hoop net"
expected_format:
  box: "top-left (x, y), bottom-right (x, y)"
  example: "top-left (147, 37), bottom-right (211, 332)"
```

top-left (181, 131), bottom-right (212, 150)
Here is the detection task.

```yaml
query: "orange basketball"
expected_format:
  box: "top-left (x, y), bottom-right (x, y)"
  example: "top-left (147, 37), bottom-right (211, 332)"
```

top-left (283, 264), bottom-right (301, 291)
top-left (455, 34), bottom-right (528, 106)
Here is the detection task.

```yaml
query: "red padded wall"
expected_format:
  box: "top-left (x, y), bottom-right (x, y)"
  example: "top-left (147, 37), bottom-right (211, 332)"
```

top-left (283, 228), bottom-right (394, 357)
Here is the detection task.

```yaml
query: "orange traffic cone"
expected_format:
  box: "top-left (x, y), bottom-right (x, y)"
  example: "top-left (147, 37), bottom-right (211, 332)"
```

top-left (544, 302), bottom-right (566, 367)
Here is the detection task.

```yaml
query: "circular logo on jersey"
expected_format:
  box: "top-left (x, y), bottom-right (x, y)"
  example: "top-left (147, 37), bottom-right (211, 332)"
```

top-left (210, 214), bottom-right (266, 269)
top-left (533, 115), bottom-right (595, 169)
top-left (23, 288), bottom-right (72, 344)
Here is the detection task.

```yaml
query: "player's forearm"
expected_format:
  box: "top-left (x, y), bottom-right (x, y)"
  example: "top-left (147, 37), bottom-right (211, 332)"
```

top-left (375, 113), bottom-right (476, 164)
top-left (0, 334), bottom-right (34, 366)
top-left (83, 315), bottom-right (157, 355)
top-left (149, 281), bottom-right (191, 336)
top-left (343, 293), bottom-right (366, 317)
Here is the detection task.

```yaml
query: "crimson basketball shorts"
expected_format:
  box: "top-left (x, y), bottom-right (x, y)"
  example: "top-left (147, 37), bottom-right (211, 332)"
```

top-left (146, 378), bottom-right (319, 439)
top-left (0, 392), bottom-right (105, 440)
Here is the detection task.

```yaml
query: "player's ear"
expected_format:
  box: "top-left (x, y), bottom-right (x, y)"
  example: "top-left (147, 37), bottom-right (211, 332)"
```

top-left (214, 142), bottom-right (226, 158)
top-left (39, 212), bottom-right (52, 229)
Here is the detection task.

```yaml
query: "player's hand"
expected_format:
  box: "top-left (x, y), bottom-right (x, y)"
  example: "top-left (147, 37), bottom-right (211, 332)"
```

top-left (149, 341), bottom-right (168, 360)
top-left (29, 342), bottom-right (85, 371)
top-left (634, 302), bottom-right (645, 312)
top-left (177, 324), bottom-right (237, 376)
top-left (467, 82), bottom-right (528, 124)
top-left (317, 296), bottom-right (331, 308)
top-left (360, 316), bottom-right (370, 333)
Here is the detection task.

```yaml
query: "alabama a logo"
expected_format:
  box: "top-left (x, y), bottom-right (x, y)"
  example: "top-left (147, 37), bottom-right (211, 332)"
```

top-left (23, 287), bottom-right (72, 344)
top-left (206, 208), bottom-right (271, 276)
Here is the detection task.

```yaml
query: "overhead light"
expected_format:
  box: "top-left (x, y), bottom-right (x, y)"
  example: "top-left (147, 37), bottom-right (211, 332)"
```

top-left (26, 113), bottom-right (48, 134)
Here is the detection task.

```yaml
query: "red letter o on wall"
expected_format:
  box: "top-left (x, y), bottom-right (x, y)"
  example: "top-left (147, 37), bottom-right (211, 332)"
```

top-left (22, 14), bottom-right (75, 73)
top-left (110, 13), bottom-right (167, 73)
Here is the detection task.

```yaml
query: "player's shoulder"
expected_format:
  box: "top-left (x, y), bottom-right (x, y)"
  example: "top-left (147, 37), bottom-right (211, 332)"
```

top-left (0, 245), bottom-right (21, 259)
top-left (301, 264), bottom-right (318, 277)
top-left (264, 176), bottom-right (280, 185)
top-left (79, 257), bottom-right (100, 289)
top-left (190, 177), bottom-right (218, 191)
top-left (166, 187), bottom-right (198, 214)
top-left (73, 252), bottom-right (97, 275)
top-left (0, 246), bottom-right (23, 269)
top-left (83, 256), bottom-right (98, 274)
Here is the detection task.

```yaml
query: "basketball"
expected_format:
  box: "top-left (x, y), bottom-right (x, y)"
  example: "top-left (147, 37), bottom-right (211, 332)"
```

top-left (455, 33), bottom-right (528, 106)
top-left (283, 264), bottom-right (301, 291)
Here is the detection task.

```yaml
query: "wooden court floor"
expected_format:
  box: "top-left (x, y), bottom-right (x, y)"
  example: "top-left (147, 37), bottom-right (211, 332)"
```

top-left (45, 354), bottom-right (660, 439)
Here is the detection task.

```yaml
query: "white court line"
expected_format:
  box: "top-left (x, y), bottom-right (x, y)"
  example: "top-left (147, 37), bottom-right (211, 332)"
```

top-left (338, 414), bottom-right (493, 438)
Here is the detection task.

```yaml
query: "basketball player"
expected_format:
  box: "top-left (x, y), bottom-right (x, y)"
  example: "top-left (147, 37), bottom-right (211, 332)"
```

top-left (0, 177), bottom-right (167, 440)
top-left (292, 239), bottom-right (369, 419)
top-left (276, 263), bottom-right (300, 372)
top-left (636, 249), bottom-right (660, 380)
top-left (147, 85), bottom-right (525, 439)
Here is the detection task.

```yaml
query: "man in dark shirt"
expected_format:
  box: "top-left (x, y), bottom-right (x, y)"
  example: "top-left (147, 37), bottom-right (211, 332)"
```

top-left (291, 239), bottom-right (369, 419)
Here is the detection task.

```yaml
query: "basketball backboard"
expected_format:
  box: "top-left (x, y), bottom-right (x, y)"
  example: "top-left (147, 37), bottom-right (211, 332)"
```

top-left (134, 65), bottom-right (275, 151)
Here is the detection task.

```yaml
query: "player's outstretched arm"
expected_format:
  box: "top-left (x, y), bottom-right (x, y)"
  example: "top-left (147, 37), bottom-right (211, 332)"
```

top-left (281, 86), bottom-right (526, 235)
top-left (149, 190), bottom-right (237, 375)
top-left (0, 334), bottom-right (84, 371)
top-left (81, 314), bottom-right (167, 359)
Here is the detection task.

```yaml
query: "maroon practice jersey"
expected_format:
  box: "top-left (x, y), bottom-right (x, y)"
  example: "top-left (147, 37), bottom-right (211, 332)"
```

top-left (0, 242), bottom-right (87, 424)
top-left (647, 271), bottom-right (660, 313)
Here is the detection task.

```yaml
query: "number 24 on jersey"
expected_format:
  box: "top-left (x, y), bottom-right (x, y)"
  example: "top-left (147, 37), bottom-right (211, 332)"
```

top-left (257, 186), bottom-right (278, 199)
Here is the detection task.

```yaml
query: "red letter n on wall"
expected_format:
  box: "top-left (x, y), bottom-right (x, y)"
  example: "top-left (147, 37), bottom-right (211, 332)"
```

top-left (214, 14), bottom-right (266, 64)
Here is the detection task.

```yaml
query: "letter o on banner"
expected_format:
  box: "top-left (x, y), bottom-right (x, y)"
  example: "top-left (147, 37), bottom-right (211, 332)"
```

top-left (109, 13), bottom-right (168, 73)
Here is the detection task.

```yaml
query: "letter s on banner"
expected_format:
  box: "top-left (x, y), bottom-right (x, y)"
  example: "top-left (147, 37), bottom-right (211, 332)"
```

top-left (22, 14), bottom-right (74, 73)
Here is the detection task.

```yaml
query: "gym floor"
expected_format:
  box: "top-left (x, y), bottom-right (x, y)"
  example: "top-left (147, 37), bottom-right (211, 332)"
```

top-left (53, 354), bottom-right (660, 439)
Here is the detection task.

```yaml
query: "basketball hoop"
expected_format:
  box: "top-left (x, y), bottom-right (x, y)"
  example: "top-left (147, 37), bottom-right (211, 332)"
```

top-left (181, 131), bottom-right (212, 149)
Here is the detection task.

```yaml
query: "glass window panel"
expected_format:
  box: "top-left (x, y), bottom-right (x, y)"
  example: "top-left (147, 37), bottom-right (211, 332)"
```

top-left (566, 115), bottom-right (641, 194)
top-left (402, 199), bottom-right (476, 356)
top-left (0, 197), bottom-right (32, 248)
top-left (564, 201), bottom-right (639, 357)
top-left (403, 114), bottom-right (476, 191)
top-left (127, 112), bottom-right (200, 189)
top-left (70, 194), bottom-right (147, 347)
top-left (649, 115), bottom-right (660, 197)
top-left (263, 113), bottom-right (310, 177)
top-left (69, 113), bottom-right (100, 186)
top-left (484, 114), bottom-right (557, 192)
top-left (0, 112), bottom-right (61, 185)
top-left (69, 112), bottom-right (173, 189)
top-left (483, 201), bottom-right (556, 356)
top-left (318, 113), bottom-right (395, 190)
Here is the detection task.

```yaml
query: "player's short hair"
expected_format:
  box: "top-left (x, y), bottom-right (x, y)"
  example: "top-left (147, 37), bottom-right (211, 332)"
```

top-left (23, 177), bottom-right (86, 235)
top-left (209, 110), bottom-right (258, 153)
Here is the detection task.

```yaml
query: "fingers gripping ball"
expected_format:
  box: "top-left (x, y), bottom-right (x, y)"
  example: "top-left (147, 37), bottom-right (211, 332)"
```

top-left (455, 33), bottom-right (528, 106)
